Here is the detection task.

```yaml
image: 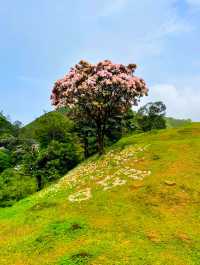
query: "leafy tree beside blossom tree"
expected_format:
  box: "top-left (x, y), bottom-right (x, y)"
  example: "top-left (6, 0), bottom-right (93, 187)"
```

top-left (51, 60), bottom-right (148, 155)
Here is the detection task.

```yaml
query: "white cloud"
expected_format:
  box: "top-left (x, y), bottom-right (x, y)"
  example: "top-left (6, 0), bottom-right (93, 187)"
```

top-left (81, 1), bottom-right (193, 63)
top-left (132, 17), bottom-right (193, 58)
top-left (158, 17), bottom-right (193, 35)
top-left (137, 84), bottom-right (200, 121)
top-left (144, 16), bottom-right (193, 44)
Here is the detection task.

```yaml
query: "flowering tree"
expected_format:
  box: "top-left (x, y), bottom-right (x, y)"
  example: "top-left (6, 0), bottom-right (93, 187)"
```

top-left (51, 60), bottom-right (148, 154)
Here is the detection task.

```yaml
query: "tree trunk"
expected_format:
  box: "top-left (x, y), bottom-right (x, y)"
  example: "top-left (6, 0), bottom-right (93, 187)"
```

top-left (36, 175), bottom-right (42, 191)
top-left (84, 136), bottom-right (89, 158)
top-left (97, 124), bottom-right (104, 155)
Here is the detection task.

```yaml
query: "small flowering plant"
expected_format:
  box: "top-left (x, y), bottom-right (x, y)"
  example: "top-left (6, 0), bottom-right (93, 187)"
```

top-left (51, 60), bottom-right (148, 154)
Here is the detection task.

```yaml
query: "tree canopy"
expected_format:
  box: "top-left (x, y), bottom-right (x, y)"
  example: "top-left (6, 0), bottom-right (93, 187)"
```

top-left (51, 60), bottom-right (148, 154)
top-left (137, 101), bottom-right (166, 131)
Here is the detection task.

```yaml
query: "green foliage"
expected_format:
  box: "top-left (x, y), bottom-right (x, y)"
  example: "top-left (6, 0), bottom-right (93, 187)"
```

top-left (0, 113), bottom-right (22, 138)
top-left (0, 149), bottom-right (11, 173)
top-left (0, 111), bottom-right (83, 205)
top-left (0, 168), bottom-right (37, 207)
top-left (74, 108), bottom-right (137, 158)
top-left (137, 101), bottom-right (166, 132)
top-left (73, 114), bottom-right (97, 158)
top-left (0, 136), bottom-right (36, 166)
top-left (24, 140), bottom-right (83, 190)
top-left (0, 113), bottom-right (13, 138)
top-left (137, 115), bottom-right (166, 132)
top-left (121, 108), bottom-right (138, 133)
top-left (165, 117), bottom-right (192, 128)
top-left (58, 252), bottom-right (93, 265)
top-left (12, 120), bottom-right (23, 137)
top-left (35, 113), bottom-right (74, 148)
top-left (20, 111), bottom-right (74, 148)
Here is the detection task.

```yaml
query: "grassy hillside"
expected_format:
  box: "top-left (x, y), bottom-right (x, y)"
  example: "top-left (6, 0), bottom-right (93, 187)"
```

top-left (0, 123), bottom-right (200, 265)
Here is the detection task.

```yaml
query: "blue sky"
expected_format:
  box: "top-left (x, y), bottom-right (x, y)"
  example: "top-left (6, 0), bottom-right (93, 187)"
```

top-left (0, 0), bottom-right (200, 124)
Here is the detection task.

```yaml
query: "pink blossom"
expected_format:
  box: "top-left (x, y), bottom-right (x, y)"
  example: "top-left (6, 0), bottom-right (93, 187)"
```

top-left (51, 59), bottom-right (148, 110)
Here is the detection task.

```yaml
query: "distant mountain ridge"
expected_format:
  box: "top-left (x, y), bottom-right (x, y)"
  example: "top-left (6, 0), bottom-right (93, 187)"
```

top-left (165, 116), bottom-right (192, 128)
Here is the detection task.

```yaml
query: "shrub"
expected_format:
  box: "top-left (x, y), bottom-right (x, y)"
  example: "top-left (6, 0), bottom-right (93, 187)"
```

top-left (0, 149), bottom-right (11, 173)
top-left (24, 140), bottom-right (83, 190)
top-left (0, 168), bottom-right (37, 207)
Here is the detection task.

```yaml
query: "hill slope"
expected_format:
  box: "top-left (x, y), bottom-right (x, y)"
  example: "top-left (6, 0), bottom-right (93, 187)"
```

top-left (0, 123), bottom-right (200, 265)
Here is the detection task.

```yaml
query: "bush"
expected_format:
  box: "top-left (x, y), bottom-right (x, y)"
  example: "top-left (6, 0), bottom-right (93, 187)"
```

top-left (24, 140), bottom-right (83, 190)
top-left (0, 149), bottom-right (11, 173)
top-left (0, 168), bottom-right (37, 207)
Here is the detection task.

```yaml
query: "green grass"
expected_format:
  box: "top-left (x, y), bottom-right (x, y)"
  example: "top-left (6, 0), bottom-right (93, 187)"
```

top-left (1, 123), bottom-right (200, 265)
